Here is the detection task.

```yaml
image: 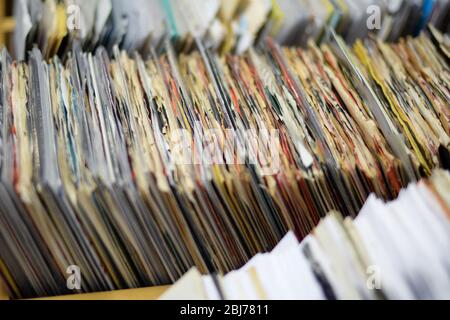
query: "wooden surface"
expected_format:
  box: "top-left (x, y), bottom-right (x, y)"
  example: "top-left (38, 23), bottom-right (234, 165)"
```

top-left (34, 286), bottom-right (170, 300)
top-left (1, 283), bottom-right (170, 301)
top-left (0, 0), bottom-right (14, 46)
top-left (0, 280), bottom-right (8, 300)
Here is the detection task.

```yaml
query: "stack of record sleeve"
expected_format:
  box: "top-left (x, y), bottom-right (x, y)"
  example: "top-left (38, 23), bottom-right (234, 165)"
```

top-left (0, 27), bottom-right (448, 298)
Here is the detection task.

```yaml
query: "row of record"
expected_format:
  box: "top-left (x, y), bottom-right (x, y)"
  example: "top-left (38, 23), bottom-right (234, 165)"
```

top-left (0, 28), bottom-right (449, 298)
top-left (13, 0), bottom-right (450, 60)
top-left (162, 169), bottom-right (450, 300)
